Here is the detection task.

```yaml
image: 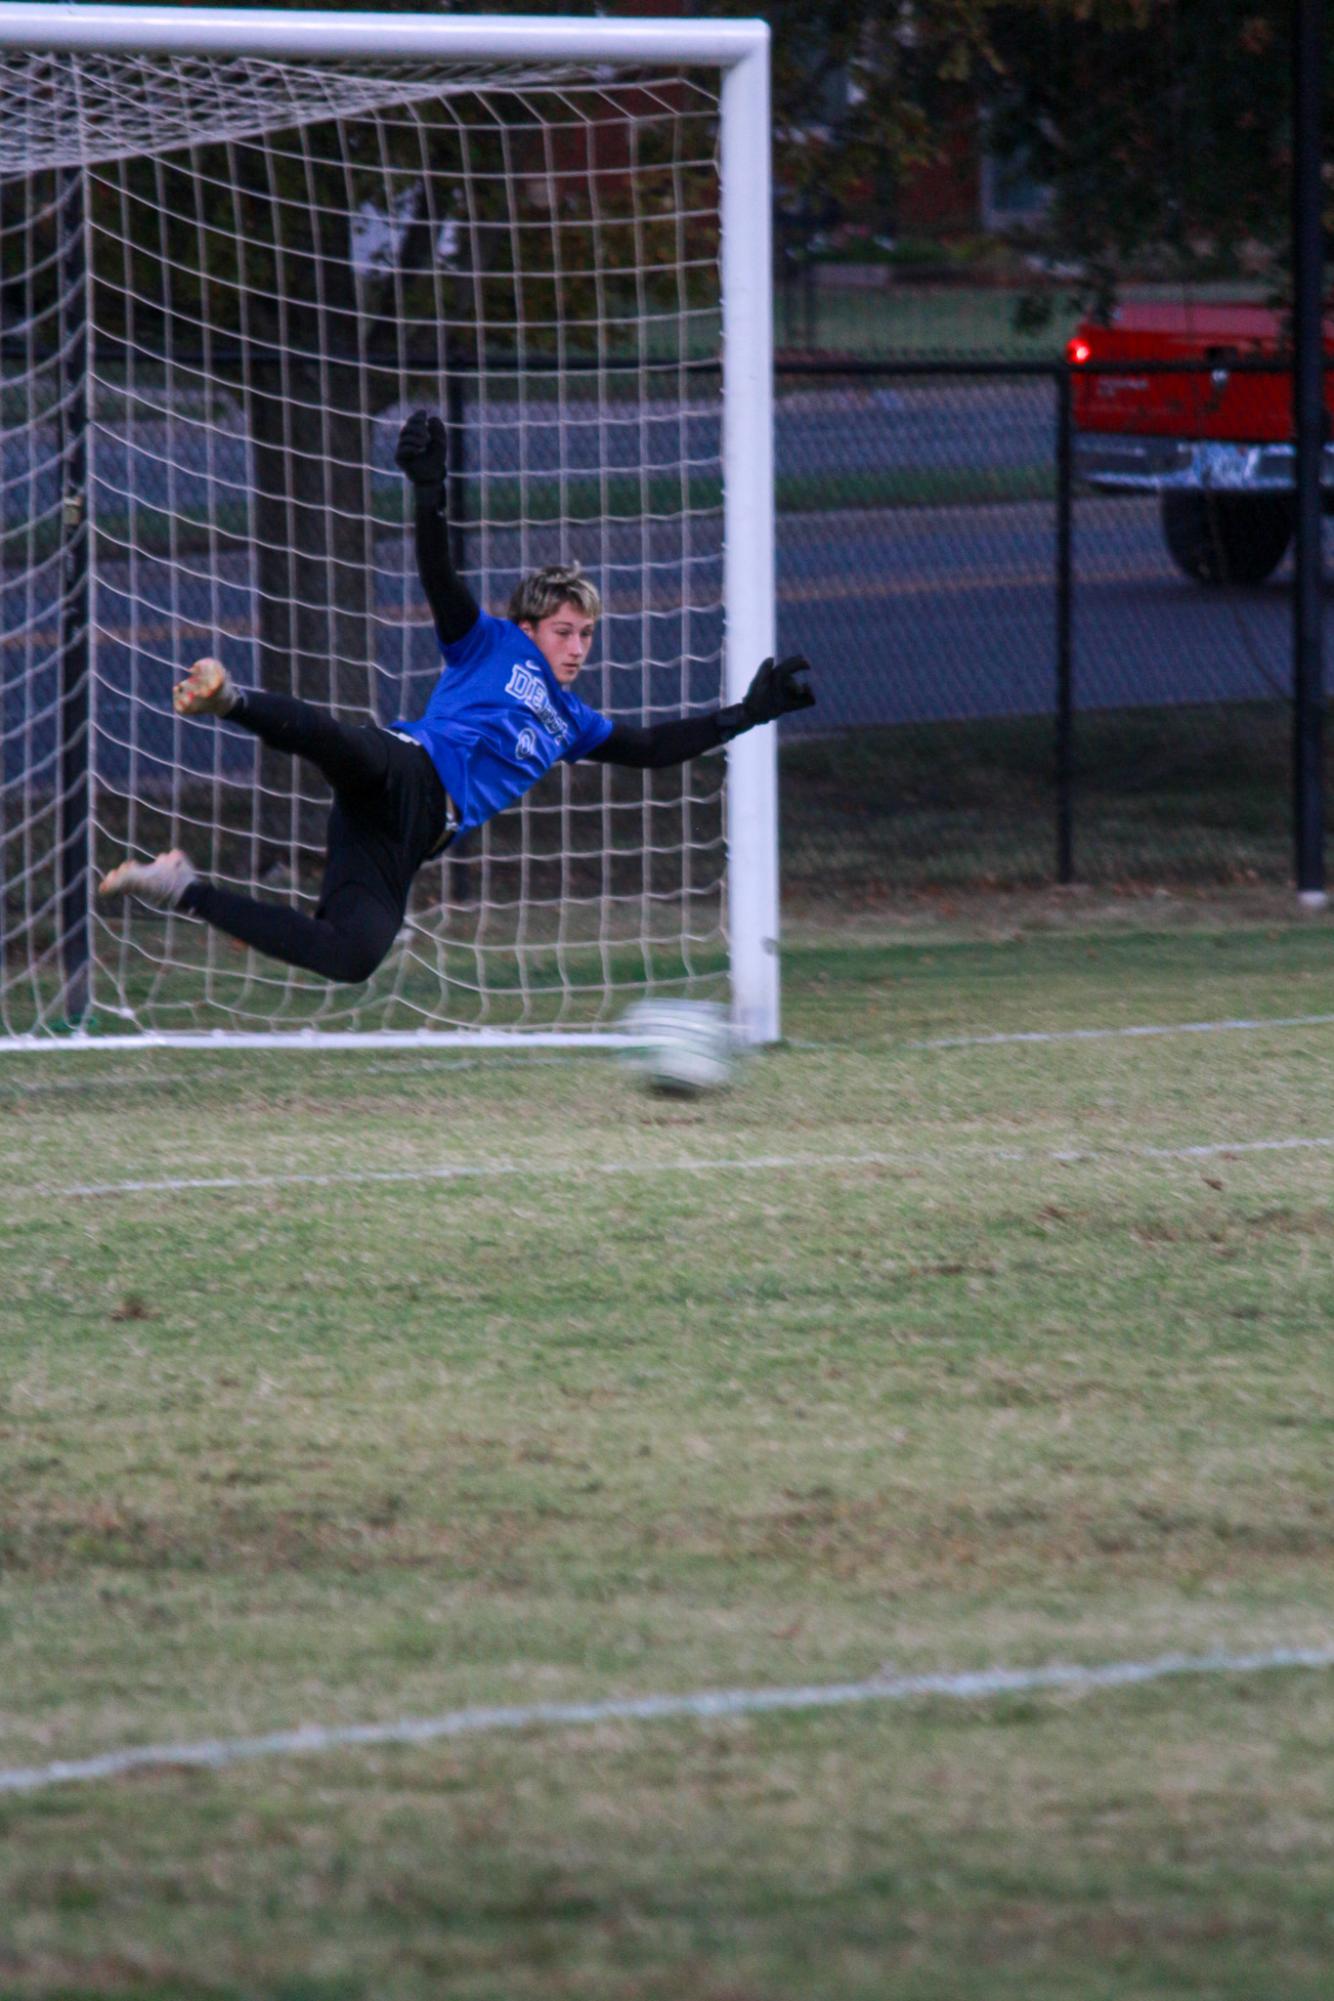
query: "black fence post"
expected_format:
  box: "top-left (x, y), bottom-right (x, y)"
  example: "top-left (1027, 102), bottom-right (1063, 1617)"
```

top-left (1055, 361), bottom-right (1075, 884)
top-left (56, 166), bottom-right (91, 1028)
top-left (1291, 0), bottom-right (1325, 904)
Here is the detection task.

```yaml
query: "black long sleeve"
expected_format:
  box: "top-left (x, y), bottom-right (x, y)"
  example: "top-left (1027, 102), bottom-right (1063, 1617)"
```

top-left (585, 706), bottom-right (750, 770)
top-left (413, 484), bottom-right (481, 647)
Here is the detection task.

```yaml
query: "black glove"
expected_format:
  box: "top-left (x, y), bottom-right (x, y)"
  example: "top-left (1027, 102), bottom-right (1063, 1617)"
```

top-left (395, 408), bottom-right (448, 489)
top-left (741, 654), bottom-right (815, 726)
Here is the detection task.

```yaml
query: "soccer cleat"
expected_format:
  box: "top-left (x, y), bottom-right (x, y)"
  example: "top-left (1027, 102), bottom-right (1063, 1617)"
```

top-left (173, 656), bottom-right (238, 717)
top-left (98, 849), bottom-right (198, 909)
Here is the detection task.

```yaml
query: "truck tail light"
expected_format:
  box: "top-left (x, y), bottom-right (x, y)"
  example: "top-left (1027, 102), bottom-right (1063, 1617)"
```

top-left (1066, 337), bottom-right (1092, 366)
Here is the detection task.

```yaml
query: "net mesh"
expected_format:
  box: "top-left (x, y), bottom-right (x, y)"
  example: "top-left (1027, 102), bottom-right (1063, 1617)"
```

top-left (0, 47), bottom-right (728, 1038)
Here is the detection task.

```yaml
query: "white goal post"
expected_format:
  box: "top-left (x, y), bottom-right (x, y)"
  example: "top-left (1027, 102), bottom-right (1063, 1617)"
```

top-left (0, 5), bottom-right (778, 1049)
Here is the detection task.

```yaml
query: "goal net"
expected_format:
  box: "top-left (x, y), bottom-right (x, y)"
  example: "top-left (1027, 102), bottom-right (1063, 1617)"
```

top-left (0, 9), bottom-right (776, 1047)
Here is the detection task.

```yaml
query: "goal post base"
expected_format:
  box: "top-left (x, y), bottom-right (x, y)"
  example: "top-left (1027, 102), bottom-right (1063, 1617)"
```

top-left (0, 1029), bottom-right (648, 1055)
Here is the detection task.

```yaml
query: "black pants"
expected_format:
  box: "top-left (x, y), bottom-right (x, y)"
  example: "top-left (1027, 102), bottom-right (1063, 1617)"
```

top-left (181, 690), bottom-right (451, 984)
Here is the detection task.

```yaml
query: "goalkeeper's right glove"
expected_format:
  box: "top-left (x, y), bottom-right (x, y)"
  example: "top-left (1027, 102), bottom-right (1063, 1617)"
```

top-left (395, 408), bottom-right (448, 489)
top-left (740, 654), bottom-right (815, 725)
top-left (718, 654), bottom-right (816, 738)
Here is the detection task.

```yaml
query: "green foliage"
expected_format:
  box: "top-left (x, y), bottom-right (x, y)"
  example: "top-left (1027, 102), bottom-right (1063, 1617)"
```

top-left (5, 3), bottom-right (1305, 356)
top-left (985, 2), bottom-right (1308, 314)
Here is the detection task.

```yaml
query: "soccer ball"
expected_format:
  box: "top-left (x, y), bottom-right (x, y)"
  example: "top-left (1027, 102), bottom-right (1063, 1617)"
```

top-left (618, 999), bottom-right (738, 1097)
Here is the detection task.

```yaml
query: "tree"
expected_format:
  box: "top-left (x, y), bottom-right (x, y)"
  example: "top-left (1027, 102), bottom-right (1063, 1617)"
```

top-left (983, 2), bottom-right (1313, 322)
top-left (684, 1), bottom-right (1318, 323)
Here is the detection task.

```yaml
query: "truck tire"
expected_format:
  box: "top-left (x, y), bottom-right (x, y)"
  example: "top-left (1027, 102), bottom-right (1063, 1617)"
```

top-left (1160, 492), bottom-right (1294, 585)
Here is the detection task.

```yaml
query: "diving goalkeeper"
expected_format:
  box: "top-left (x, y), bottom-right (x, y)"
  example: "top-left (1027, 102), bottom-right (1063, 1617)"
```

top-left (99, 409), bottom-right (814, 984)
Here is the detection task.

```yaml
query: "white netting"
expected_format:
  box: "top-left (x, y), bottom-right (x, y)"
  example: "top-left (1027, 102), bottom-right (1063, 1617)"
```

top-left (0, 50), bottom-right (620, 173)
top-left (1, 44), bottom-right (729, 1039)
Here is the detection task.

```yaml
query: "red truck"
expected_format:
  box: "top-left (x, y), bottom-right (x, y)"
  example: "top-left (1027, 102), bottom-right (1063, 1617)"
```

top-left (1067, 301), bottom-right (1333, 584)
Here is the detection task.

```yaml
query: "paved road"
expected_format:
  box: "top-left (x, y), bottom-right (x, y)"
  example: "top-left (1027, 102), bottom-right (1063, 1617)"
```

top-left (2, 381), bottom-right (1057, 503)
top-left (776, 494), bottom-right (1298, 732)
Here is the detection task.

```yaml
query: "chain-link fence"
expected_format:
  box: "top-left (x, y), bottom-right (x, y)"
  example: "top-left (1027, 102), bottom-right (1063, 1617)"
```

top-left (774, 361), bottom-right (1315, 911)
top-left (3, 352), bottom-right (1318, 947)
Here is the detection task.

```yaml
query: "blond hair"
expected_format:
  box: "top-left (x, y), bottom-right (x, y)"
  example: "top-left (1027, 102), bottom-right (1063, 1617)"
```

top-left (508, 562), bottom-right (602, 627)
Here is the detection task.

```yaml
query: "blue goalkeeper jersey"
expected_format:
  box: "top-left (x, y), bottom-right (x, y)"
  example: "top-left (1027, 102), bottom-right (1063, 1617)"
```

top-left (391, 611), bottom-right (613, 839)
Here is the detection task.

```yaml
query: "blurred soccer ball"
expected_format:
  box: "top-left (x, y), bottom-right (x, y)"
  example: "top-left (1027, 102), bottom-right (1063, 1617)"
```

top-left (618, 999), bottom-right (738, 1097)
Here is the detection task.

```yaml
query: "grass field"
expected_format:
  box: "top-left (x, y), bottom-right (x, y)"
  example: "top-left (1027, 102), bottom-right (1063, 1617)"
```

top-left (774, 282), bottom-right (1075, 361)
top-left (782, 700), bottom-right (1307, 897)
top-left (5, 911), bottom-right (1334, 1998)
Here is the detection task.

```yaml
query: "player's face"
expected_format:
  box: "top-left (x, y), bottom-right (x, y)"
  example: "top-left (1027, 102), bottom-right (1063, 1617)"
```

top-left (521, 605), bottom-right (596, 687)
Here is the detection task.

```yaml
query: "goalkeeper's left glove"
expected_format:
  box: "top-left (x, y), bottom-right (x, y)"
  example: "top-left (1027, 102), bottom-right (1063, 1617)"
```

top-left (718, 654), bottom-right (815, 739)
top-left (395, 408), bottom-right (448, 489)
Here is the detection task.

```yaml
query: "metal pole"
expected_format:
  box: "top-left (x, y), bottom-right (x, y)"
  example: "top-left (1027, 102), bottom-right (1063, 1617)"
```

top-left (445, 363), bottom-right (467, 572)
top-left (56, 165), bottom-right (92, 1025)
top-left (1292, 0), bottom-right (1326, 906)
top-left (444, 364), bottom-right (474, 908)
top-left (1055, 363), bottom-right (1075, 883)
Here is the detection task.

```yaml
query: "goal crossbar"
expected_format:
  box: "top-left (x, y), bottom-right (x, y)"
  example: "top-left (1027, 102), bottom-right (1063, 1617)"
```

top-left (0, 7), bottom-right (768, 70)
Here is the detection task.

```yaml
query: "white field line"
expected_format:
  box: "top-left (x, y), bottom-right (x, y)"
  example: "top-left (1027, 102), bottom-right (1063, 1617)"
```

top-left (909, 1012), bottom-right (1334, 1050)
top-left (3, 1647), bottom-right (1332, 1798)
top-left (1142, 1136), bottom-right (1334, 1161)
top-left (36, 1149), bottom-right (900, 1201)
top-left (14, 1133), bottom-right (1334, 1206)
